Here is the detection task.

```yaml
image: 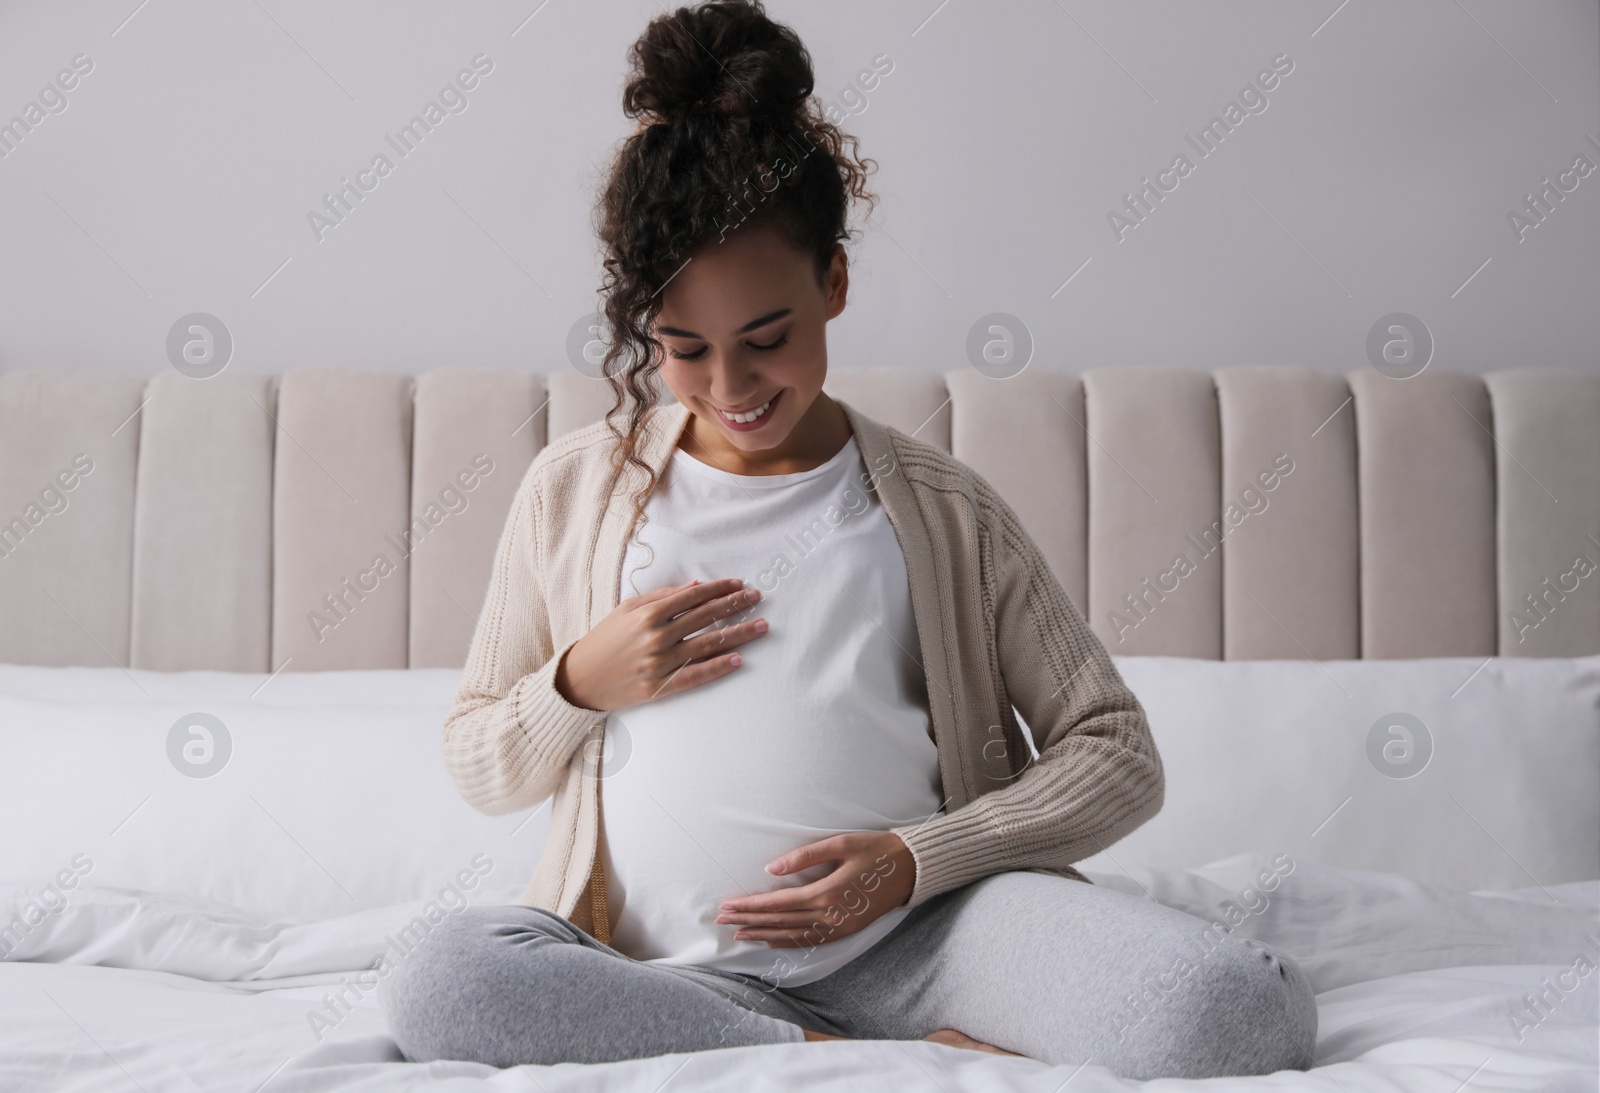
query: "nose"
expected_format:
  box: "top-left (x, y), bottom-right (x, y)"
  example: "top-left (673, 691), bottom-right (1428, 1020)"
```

top-left (704, 360), bottom-right (762, 406)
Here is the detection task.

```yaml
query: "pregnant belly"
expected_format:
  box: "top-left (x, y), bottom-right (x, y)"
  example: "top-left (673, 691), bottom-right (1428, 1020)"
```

top-left (596, 686), bottom-right (943, 981)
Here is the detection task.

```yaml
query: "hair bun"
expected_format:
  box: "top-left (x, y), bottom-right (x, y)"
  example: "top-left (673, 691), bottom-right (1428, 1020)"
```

top-left (623, 0), bottom-right (814, 127)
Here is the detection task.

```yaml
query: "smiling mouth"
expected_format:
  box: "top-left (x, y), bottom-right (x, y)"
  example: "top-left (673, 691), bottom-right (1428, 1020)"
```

top-left (715, 391), bottom-right (779, 425)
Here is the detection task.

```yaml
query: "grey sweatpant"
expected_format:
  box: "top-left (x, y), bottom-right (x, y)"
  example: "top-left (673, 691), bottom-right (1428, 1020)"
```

top-left (379, 869), bottom-right (1318, 1081)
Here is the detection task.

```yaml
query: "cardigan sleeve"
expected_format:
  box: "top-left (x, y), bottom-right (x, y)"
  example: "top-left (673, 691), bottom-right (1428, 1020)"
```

top-left (887, 480), bottom-right (1166, 909)
top-left (440, 471), bottom-right (608, 816)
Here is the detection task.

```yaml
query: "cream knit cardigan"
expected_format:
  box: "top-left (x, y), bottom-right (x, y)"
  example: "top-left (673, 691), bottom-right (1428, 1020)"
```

top-left (442, 395), bottom-right (1165, 943)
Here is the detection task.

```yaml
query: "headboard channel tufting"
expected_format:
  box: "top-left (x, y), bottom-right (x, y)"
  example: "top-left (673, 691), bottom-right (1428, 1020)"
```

top-left (0, 366), bottom-right (1595, 671)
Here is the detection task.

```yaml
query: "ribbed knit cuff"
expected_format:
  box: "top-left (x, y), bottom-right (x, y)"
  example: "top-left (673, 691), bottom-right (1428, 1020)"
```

top-left (888, 805), bottom-right (1006, 910)
top-left (512, 636), bottom-right (607, 760)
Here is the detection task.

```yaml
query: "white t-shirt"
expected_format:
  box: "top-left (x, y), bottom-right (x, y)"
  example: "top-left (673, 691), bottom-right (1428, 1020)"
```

top-left (598, 435), bottom-right (945, 987)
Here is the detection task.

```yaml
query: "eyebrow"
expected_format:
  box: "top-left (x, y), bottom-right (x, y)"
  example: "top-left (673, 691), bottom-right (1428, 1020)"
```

top-left (656, 308), bottom-right (792, 340)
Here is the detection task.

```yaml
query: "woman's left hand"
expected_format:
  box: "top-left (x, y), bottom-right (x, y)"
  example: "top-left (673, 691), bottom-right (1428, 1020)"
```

top-left (715, 831), bottom-right (917, 947)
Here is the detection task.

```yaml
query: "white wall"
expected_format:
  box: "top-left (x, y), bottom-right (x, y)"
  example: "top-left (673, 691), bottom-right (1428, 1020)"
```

top-left (0, 0), bottom-right (1595, 380)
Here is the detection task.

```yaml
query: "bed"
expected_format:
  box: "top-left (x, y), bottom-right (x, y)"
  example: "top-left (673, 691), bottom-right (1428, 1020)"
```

top-left (2, 365), bottom-right (1597, 1091)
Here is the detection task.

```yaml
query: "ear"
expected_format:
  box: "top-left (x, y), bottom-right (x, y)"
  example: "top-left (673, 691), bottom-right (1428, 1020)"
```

top-left (823, 243), bottom-right (849, 320)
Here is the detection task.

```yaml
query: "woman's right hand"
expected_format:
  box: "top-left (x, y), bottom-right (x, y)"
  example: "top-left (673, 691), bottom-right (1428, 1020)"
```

top-left (555, 578), bottom-right (767, 712)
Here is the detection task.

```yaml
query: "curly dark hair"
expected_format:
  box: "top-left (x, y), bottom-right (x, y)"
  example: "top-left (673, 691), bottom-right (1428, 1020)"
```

top-left (593, 0), bottom-right (878, 562)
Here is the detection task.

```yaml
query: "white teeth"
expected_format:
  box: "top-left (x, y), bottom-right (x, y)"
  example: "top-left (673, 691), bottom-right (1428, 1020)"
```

top-left (720, 398), bottom-right (771, 424)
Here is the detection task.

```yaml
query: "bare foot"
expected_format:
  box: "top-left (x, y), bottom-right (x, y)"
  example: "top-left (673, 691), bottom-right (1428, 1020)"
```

top-left (803, 1028), bottom-right (1024, 1058)
top-left (801, 1029), bottom-right (851, 1043)
top-left (923, 1028), bottom-right (1025, 1057)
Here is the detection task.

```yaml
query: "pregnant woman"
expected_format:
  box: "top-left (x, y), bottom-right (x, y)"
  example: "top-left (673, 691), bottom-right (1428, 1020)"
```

top-left (381, 0), bottom-right (1317, 1079)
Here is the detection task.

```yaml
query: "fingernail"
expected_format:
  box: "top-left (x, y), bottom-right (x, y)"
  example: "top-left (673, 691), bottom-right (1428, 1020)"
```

top-left (753, 619), bottom-right (768, 634)
top-left (730, 653), bottom-right (742, 667)
top-left (747, 589), bottom-right (761, 603)
top-left (767, 862), bottom-right (784, 874)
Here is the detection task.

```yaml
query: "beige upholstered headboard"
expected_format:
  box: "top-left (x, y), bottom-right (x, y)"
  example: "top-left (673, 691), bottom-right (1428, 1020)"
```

top-left (0, 367), bottom-right (1595, 673)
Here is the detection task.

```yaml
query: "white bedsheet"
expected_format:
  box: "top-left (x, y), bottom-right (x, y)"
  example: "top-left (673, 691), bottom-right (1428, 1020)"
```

top-left (2, 853), bottom-right (1595, 1092)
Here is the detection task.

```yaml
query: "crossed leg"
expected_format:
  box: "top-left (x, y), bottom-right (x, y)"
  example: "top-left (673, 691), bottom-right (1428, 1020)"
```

top-left (378, 904), bottom-right (819, 1066)
top-left (780, 870), bottom-right (1319, 1081)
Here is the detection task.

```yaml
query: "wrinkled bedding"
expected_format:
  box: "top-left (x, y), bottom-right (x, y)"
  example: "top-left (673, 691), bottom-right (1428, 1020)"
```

top-left (3, 853), bottom-right (1595, 1091)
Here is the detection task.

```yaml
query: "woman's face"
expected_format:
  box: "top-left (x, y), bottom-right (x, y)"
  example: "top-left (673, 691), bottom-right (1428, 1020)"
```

top-left (652, 220), bottom-right (847, 466)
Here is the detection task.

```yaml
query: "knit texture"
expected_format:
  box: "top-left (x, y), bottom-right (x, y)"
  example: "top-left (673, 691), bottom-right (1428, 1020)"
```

top-left (441, 397), bottom-right (1165, 939)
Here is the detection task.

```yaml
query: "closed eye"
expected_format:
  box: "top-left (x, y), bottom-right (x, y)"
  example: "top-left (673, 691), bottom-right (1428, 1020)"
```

top-left (668, 332), bottom-right (788, 361)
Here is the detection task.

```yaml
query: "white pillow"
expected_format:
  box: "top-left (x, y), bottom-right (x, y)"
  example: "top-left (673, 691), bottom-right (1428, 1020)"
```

top-left (4, 654), bottom-right (1595, 922)
top-left (1083, 852), bottom-right (1599, 992)
top-left (0, 664), bottom-right (543, 921)
top-left (1078, 654), bottom-right (1600, 891)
